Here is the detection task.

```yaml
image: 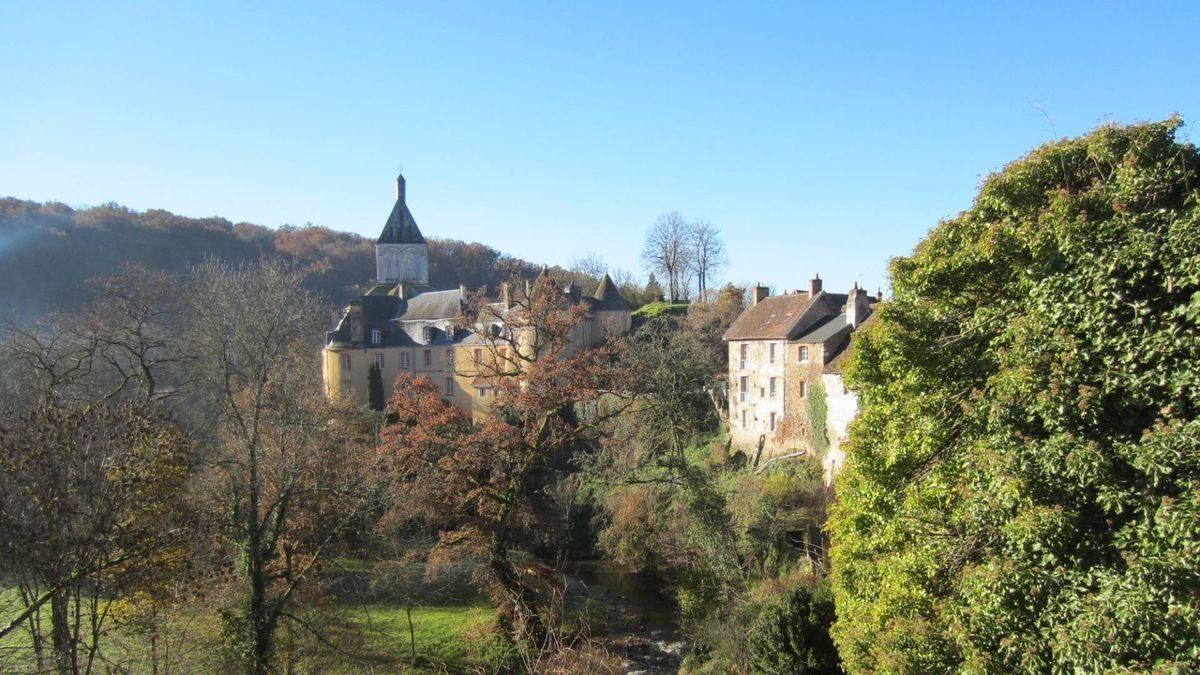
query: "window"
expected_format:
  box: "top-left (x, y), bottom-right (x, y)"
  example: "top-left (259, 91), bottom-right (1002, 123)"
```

top-left (401, 351), bottom-right (410, 369)
top-left (739, 344), bottom-right (748, 370)
top-left (444, 377), bottom-right (453, 395)
top-left (798, 380), bottom-right (808, 398)
top-left (423, 349), bottom-right (432, 367)
top-left (370, 329), bottom-right (382, 345)
top-left (741, 409), bottom-right (747, 427)
top-left (798, 346), bottom-right (810, 364)
top-left (340, 353), bottom-right (351, 369)
top-left (769, 343), bottom-right (776, 363)
top-left (770, 412), bottom-right (776, 432)
top-left (474, 348), bottom-right (483, 365)
top-left (476, 386), bottom-right (490, 397)
top-left (740, 376), bottom-right (748, 403)
top-left (769, 377), bottom-right (777, 398)
top-left (374, 353), bottom-right (384, 369)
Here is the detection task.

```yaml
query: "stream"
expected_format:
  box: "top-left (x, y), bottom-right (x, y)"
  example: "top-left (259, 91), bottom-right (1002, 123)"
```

top-left (562, 561), bottom-right (688, 674)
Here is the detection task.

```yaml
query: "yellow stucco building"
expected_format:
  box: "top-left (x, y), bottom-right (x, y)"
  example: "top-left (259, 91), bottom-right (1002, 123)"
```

top-left (321, 174), bottom-right (631, 420)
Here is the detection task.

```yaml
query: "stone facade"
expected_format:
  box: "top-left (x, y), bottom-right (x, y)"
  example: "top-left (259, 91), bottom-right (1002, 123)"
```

top-left (723, 275), bottom-right (877, 481)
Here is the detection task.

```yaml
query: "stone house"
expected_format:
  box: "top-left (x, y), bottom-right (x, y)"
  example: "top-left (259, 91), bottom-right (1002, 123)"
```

top-left (321, 175), bottom-right (631, 421)
top-left (722, 275), bottom-right (877, 480)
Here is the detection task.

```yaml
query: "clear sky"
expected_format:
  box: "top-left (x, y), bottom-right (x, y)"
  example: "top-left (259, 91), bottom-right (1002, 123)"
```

top-left (3, 2), bottom-right (1197, 295)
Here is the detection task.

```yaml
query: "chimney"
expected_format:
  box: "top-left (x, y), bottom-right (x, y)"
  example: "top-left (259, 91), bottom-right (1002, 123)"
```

top-left (459, 283), bottom-right (468, 299)
top-left (846, 282), bottom-right (869, 328)
top-left (395, 174), bottom-right (406, 202)
top-left (752, 284), bottom-right (770, 305)
top-left (876, 288), bottom-right (884, 302)
top-left (349, 301), bottom-right (364, 343)
top-left (809, 274), bottom-right (823, 296)
top-left (501, 282), bottom-right (512, 309)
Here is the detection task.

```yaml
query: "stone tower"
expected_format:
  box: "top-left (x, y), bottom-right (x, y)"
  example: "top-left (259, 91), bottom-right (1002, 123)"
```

top-left (375, 173), bottom-right (429, 285)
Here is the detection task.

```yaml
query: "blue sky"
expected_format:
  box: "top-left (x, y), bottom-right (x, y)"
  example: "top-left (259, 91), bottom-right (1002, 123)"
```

top-left (2, 2), bottom-right (1197, 294)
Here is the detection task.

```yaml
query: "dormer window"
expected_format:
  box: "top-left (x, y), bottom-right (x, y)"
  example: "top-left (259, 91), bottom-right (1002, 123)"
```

top-left (491, 324), bottom-right (502, 338)
top-left (370, 329), bottom-right (382, 345)
top-left (423, 326), bottom-right (435, 343)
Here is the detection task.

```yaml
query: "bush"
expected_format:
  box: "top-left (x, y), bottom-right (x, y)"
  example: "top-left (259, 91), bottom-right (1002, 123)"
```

top-left (747, 584), bottom-right (840, 674)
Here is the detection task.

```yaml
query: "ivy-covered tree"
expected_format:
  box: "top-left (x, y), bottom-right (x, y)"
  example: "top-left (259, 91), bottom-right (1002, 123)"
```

top-left (829, 119), bottom-right (1200, 672)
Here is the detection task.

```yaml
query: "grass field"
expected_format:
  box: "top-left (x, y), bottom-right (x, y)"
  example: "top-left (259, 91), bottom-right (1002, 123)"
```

top-left (0, 570), bottom-right (507, 673)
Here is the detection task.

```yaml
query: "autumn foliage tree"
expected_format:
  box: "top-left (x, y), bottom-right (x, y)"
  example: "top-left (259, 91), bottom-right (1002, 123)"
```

top-left (187, 260), bottom-right (382, 672)
top-left (376, 275), bottom-right (627, 645)
top-left (0, 404), bottom-right (195, 674)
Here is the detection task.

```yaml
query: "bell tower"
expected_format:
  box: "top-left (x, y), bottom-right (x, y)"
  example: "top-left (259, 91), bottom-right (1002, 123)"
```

top-left (375, 173), bottom-right (429, 285)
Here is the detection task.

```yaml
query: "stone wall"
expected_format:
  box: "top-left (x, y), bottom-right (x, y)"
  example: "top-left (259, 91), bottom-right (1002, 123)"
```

top-left (821, 373), bottom-right (857, 481)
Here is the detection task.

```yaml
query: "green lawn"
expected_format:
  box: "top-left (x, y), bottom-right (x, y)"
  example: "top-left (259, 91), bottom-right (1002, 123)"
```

top-left (349, 602), bottom-right (508, 672)
top-left (0, 582), bottom-right (506, 673)
top-left (631, 301), bottom-right (689, 320)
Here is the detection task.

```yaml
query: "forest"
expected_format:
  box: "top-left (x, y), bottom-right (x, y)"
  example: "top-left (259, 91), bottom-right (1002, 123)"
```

top-left (2, 118), bottom-right (1199, 674)
top-left (0, 198), bottom-right (587, 320)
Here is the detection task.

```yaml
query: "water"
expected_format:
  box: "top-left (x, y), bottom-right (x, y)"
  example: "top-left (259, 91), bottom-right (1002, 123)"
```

top-left (563, 561), bottom-right (687, 673)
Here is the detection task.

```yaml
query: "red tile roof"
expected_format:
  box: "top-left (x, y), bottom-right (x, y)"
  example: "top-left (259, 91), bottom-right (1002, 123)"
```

top-left (722, 293), bottom-right (817, 340)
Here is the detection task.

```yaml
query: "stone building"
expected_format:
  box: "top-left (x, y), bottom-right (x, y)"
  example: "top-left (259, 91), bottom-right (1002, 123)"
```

top-left (722, 275), bottom-right (877, 480)
top-left (321, 174), bottom-right (631, 420)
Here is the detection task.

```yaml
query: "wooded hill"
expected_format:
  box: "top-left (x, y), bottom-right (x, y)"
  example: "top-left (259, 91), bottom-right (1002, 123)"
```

top-left (0, 197), bottom-right (544, 320)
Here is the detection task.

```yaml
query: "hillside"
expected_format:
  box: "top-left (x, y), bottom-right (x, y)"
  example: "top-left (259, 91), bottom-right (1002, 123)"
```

top-left (0, 198), bottom-right (542, 320)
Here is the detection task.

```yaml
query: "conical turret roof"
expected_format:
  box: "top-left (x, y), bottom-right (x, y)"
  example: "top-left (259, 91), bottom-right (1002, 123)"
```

top-left (377, 174), bottom-right (425, 245)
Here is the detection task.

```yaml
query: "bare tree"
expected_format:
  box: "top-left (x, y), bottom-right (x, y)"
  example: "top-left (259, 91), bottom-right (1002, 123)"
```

top-left (0, 264), bottom-right (185, 413)
top-left (185, 259), bottom-right (380, 673)
top-left (688, 220), bottom-right (727, 301)
top-left (640, 212), bottom-right (694, 303)
top-left (569, 252), bottom-right (608, 280)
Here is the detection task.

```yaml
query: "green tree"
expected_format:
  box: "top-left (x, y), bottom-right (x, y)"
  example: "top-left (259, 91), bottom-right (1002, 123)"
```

top-left (828, 119), bottom-right (1200, 672)
top-left (368, 362), bottom-right (385, 411)
top-left (807, 380), bottom-right (828, 457)
top-left (747, 583), bottom-right (840, 675)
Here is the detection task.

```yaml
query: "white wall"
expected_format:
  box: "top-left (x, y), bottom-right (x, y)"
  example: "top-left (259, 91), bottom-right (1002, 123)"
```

top-left (821, 373), bottom-right (858, 482)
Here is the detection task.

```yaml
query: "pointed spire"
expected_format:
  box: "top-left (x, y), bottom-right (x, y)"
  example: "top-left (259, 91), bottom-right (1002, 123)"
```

top-left (593, 273), bottom-right (630, 311)
top-left (377, 173), bottom-right (425, 244)
top-left (594, 272), bottom-right (615, 300)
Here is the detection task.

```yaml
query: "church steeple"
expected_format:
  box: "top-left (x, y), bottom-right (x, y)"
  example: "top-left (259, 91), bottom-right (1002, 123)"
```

top-left (375, 173), bottom-right (429, 285)
top-left (377, 173), bottom-right (425, 245)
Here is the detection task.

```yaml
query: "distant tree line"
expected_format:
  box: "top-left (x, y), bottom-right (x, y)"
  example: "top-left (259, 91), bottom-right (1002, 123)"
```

top-left (0, 198), bottom-right (551, 321)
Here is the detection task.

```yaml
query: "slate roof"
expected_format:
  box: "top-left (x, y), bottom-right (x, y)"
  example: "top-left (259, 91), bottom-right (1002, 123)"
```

top-left (794, 313), bottom-right (851, 344)
top-left (377, 175), bottom-right (425, 245)
top-left (824, 310), bottom-right (878, 374)
top-left (396, 289), bottom-right (464, 321)
top-left (591, 273), bottom-right (632, 312)
top-left (326, 272), bottom-right (630, 349)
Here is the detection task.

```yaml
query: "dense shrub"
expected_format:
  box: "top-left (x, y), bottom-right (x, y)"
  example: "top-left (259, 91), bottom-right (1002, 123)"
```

top-left (747, 583), bottom-right (840, 674)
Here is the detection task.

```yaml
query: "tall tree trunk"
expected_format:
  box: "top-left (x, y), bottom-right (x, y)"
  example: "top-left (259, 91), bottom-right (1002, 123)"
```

top-left (488, 530), bottom-right (546, 648)
top-left (50, 590), bottom-right (76, 674)
top-left (247, 442), bottom-right (273, 674)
